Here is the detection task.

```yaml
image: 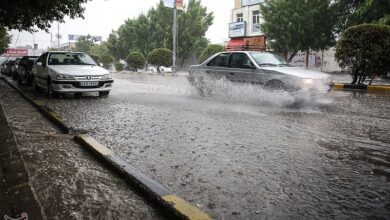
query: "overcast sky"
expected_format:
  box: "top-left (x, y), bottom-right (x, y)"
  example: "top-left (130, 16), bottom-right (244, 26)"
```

top-left (9, 0), bottom-right (233, 49)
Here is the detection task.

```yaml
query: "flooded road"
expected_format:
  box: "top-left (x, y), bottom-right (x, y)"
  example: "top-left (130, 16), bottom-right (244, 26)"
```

top-left (8, 73), bottom-right (390, 219)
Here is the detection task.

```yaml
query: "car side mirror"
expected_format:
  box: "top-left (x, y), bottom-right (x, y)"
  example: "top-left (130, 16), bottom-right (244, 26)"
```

top-left (99, 63), bottom-right (103, 67)
top-left (36, 62), bottom-right (42, 66)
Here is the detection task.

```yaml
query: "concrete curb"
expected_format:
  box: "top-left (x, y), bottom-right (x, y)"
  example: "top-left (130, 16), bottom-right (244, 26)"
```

top-left (332, 83), bottom-right (390, 92)
top-left (1, 76), bottom-right (212, 220)
top-left (74, 134), bottom-right (212, 220)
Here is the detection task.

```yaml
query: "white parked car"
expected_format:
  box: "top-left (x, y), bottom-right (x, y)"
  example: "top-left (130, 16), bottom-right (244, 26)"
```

top-left (147, 66), bottom-right (157, 73)
top-left (159, 66), bottom-right (172, 73)
top-left (32, 51), bottom-right (113, 97)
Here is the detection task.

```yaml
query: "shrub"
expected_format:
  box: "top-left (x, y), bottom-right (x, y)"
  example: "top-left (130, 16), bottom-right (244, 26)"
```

top-left (100, 54), bottom-right (113, 68)
top-left (126, 52), bottom-right (146, 69)
top-left (335, 24), bottom-right (390, 84)
top-left (114, 62), bottom-right (124, 71)
top-left (199, 44), bottom-right (225, 63)
top-left (147, 48), bottom-right (172, 70)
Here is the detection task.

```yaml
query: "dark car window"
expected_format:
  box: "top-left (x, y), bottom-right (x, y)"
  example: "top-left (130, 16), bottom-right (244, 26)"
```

top-left (207, 53), bottom-right (231, 67)
top-left (230, 53), bottom-right (254, 69)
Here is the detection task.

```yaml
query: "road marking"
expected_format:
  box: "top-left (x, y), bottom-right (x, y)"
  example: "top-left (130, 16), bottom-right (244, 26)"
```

top-left (162, 195), bottom-right (212, 220)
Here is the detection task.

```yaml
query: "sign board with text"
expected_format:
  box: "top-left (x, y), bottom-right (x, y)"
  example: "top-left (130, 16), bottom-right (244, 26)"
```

top-left (1, 48), bottom-right (28, 57)
top-left (229, 22), bottom-right (246, 38)
top-left (242, 0), bottom-right (264, 6)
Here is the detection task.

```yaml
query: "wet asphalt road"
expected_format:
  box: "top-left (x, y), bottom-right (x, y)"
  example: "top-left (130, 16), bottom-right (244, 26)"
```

top-left (6, 73), bottom-right (390, 219)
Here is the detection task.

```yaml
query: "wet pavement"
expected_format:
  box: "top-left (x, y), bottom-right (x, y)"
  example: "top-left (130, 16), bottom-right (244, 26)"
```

top-left (3, 73), bottom-right (390, 219)
top-left (0, 80), bottom-right (164, 220)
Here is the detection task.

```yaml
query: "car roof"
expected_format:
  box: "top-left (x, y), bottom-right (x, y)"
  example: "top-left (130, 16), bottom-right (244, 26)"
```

top-left (49, 51), bottom-right (84, 54)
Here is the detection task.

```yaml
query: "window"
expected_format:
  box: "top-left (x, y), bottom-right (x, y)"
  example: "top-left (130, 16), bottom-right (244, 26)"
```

top-left (236, 13), bottom-right (243, 22)
top-left (48, 52), bottom-right (96, 65)
top-left (252, 10), bottom-right (260, 33)
top-left (230, 53), bottom-right (254, 69)
top-left (207, 53), bottom-right (231, 67)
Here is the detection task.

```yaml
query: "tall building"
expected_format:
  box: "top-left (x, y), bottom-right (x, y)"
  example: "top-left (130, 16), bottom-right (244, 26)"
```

top-left (226, 0), bottom-right (266, 51)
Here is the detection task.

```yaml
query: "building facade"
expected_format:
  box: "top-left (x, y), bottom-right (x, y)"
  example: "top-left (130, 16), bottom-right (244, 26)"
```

top-left (226, 0), bottom-right (266, 51)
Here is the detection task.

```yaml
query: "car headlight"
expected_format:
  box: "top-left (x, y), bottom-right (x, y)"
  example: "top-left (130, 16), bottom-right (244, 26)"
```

top-left (302, 78), bottom-right (314, 85)
top-left (101, 74), bottom-right (112, 79)
top-left (57, 74), bottom-right (75, 80)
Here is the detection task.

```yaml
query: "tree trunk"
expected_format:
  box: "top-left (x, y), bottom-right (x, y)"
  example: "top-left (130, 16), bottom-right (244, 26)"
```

top-left (305, 50), bottom-right (309, 69)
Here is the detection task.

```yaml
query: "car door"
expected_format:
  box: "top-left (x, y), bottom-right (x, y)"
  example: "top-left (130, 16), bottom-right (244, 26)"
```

top-left (227, 53), bottom-right (257, 83)
top-left (204, 53), bottom-right (231, 80)
top-left (34, 52), bottom-right (49, 87)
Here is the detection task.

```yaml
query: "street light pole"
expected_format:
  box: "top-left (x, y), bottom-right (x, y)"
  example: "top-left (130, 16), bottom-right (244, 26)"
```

top-left (172, 0), bottom-right (177, 75)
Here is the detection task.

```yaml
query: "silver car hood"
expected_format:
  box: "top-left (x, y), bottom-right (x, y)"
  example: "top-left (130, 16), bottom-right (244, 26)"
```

top-left (260, 66), bottom-right (329, 79)
top-left (49, 65), bottom-right (109, 75)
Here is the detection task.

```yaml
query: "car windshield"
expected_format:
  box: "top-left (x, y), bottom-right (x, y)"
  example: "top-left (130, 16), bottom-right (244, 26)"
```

top-left (249, 52), bottom-right (291, 67)
top-left (48, 52), bottom-right (97, 65)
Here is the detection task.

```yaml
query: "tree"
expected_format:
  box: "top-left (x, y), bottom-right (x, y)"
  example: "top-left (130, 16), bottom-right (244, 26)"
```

top-left (100, 55), bottom-right (113, 68)
top-left (75, 35), bottom-right (94, 53)
top-left (126, 52), bottom-right (146, 69)
top-left (114, 62), bottom-right (124, 71)
top-left (0, 0), bottom-right (87, 31)
top-left (0, 26), bottom-right (11, 54)
top-left (106, 30), bottom-right (128, 60)
top-left (147, 48), bottom-right (172, 72)
top-left (199, 44), bottom-right (224, 63)
top-left (115, 0), bottom-right (213, 69)
top-left (335, 24), bottom-right (390, 84)
top-left (333, 0), bottom-right (390, 33)
top-left (260, 0), bottom-right (336, 65)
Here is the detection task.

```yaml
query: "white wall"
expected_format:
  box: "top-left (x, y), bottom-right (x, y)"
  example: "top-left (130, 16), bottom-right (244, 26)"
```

top-left (290, 48), bottom-right (343, 73)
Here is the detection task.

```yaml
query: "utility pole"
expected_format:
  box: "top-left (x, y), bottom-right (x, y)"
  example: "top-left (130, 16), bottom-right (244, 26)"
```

top-left (172, 0), bottom-right (177, 75)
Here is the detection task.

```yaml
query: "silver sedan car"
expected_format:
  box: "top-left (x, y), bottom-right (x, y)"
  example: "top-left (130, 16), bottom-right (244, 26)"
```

top-left (188, 51), bottom-right (332, 95)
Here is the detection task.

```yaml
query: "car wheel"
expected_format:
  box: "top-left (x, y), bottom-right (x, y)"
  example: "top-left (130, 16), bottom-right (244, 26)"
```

top-left (265, 80), bottom-right (287, 91)
top-left (17, 76), bottom-right (22, 85)
top-left (99, 91), bottom-right (110, 97)
top-left (47, 78), bottom-right (58, 98)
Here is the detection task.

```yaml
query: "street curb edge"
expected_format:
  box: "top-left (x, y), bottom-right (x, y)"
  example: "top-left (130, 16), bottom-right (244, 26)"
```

top-left (74, 134), bottom-right (212, 220)
top-left (332, 83), bottom-right (390, 92)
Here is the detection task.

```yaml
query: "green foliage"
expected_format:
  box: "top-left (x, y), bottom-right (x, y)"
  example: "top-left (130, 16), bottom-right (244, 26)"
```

top-left (90, 42), bottom-right (109, 59)
top-left (114, 62), bottom-right (124, 71)
top-left (260, 0), bottom-right (335, 62)
top-left (100, 55), bottom-right (113, 68)
top-left (75, 35), bottom-right (94, 53)
top-left (333, 0), bottom-right (390, 33)
top-left (0, 26), bottom-right (10, 54)
top-left (125, 52), bottom-right (146, 69)
top-left (115, 0), bottom-right (213, 68)
top-left (0, 0), bottom-right (87, 31)
top-left (199, 44), bottom-right (224, 63)
top-left (106, 30), bottom-right (128, 60)
top-left (335, 24), bottom-right (390, 84)
top-left (147, 48), bottom-right (172, 68)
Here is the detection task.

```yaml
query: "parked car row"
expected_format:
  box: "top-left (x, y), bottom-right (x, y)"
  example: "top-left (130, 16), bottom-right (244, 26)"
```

top-left (1, 51), bottom-right (113, 98)
top-left (147, 66), bottom-right (173, 73)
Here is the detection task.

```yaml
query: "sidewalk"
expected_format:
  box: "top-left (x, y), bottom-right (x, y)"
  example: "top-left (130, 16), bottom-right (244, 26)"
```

top-left (0, 80), bottom-right (163, 219)
top-left (0, 102), bottom-right (43, 220)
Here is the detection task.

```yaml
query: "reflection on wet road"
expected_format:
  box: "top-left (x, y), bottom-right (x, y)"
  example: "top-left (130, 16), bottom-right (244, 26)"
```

top-left (13, 73), bottom-right (390, 219)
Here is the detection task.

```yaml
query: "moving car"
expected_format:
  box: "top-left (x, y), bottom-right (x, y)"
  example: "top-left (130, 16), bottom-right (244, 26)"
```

top-left (188, 51), bottom-right (332, 95)
top-left (16, 56), bottom-right (39, 85)
top-left (32, 51), bottom-right (113, 97)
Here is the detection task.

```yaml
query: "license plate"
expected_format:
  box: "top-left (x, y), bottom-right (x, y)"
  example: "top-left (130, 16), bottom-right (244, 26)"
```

top-left (80, 81), bottom-right (99, 87)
